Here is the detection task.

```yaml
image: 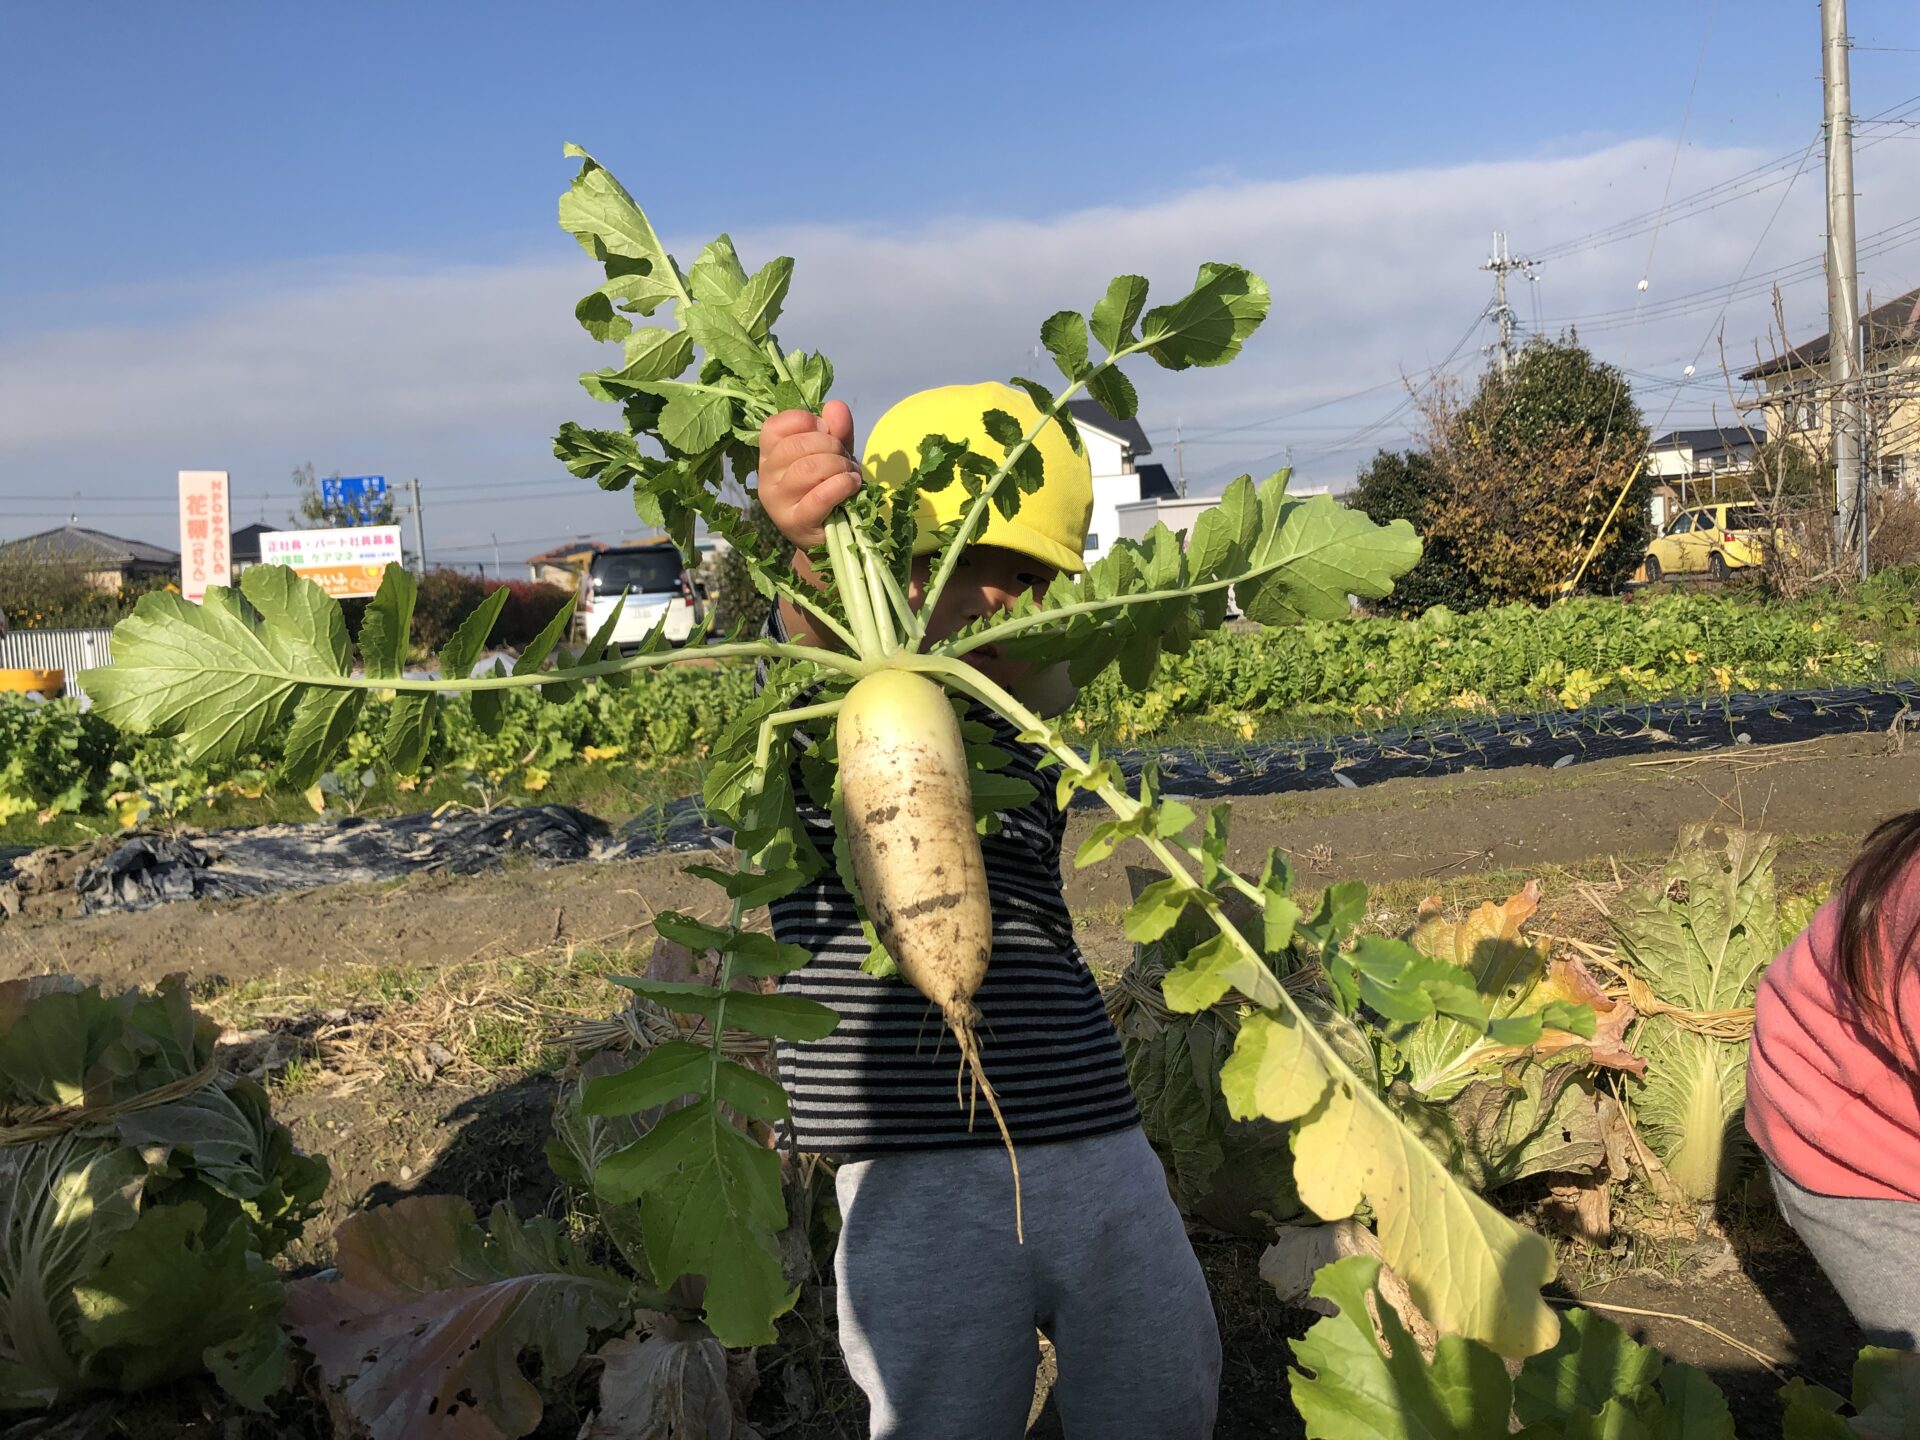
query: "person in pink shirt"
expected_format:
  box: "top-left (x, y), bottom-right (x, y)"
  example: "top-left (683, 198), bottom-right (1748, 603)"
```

top-left (1748, 811), bottom-right (1920, 1347)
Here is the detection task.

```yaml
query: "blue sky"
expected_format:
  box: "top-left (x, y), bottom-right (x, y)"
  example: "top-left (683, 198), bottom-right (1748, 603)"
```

top-left (5, 1), bottom-right (1920, 567)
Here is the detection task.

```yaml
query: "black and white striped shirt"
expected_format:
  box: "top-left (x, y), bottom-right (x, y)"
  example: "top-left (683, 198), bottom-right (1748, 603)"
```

top-left (758, 615), bottom-right (1139, 1156)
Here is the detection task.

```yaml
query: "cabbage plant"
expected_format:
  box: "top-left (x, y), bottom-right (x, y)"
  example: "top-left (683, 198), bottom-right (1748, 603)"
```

top-left (1612, 825), bottom-right (1778, 1202)
top-left (0, 974), bottom-right (328, 1410)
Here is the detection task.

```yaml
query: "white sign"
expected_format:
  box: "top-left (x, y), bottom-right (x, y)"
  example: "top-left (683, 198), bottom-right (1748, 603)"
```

top-left (259, 526), bottom-right (404, 599)
top-left (178, 470), bottom-right (233, 603)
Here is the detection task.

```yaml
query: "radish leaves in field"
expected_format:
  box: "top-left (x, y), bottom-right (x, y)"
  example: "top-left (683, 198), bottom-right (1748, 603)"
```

top-left (1781, 1348), bottom-right (1920, 1438)
top-left (1223, 1002), bottom-right (1561, 1356)
top-left (1393, 882), bottom-right (1640, 1102)
top-left (0, 976), bottom-right (326, 1412)
top-left (952, 471), bottom-right (1421, 686)
top-left (1289, 1256), bottom-right (1735, 1440)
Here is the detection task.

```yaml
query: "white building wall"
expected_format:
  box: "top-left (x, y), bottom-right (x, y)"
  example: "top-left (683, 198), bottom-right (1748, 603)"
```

top-left (1115, 496), bottom-right (1217, 545)
top-left (1077, 427), bottom-right (1136, 563)
top-left (1645, 444), bottom-right (1696, 481)
top-left (1114, 484), bottom-right (1349, 549)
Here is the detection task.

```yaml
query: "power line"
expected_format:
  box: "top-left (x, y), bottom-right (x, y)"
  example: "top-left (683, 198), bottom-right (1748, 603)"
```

top-left (1537, 204), bottom-right (1920, 335)
top-left (1527, 90), bottom-right (1920, 264)
top-left (1631, 127), bottom-right (1821, 451)
top-left (1169, 360), bottom-right (1466, 443)
top-left (1213, 312), bottom-right (1487, 479)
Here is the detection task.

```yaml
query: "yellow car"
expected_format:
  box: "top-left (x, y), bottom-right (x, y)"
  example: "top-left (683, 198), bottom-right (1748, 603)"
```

top-left (1643, 502), bottom-right (1786, 582)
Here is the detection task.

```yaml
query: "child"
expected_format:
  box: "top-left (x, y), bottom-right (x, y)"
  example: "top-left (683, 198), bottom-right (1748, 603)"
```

top-left (1748, 810), bottom-right (1920, 1347)
top-left (755, 383), bottom-right (1221, 1439)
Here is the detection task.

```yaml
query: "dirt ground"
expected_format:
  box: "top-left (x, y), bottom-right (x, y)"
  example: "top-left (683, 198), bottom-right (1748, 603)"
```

top-left (2, 730), bottom-right (1903, 1436)
top-left (7, 729), bottom-right (1906, 991)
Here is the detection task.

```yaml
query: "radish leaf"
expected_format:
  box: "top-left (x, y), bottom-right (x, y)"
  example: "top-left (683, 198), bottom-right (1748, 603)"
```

top-left (582, 1042), bottom-right (713, 1117)
top-left (1141, 262), bottom-right (1271, 369)
top-left (1040, 309), bottom-right (1090, 382)
top-left (1090, 274), bottom-right (1150, 353)
top-left (1086, 362), bottom-right (1139, 419)
top-left (1289, 1255), bottom-right (1513, 1437)
top-left (358, 566), bottom-right (415, 681)
top-left (592, 1099), bottom-right (793, 1345)
top-left (1224, 1002), bottom-right (1559, 1355)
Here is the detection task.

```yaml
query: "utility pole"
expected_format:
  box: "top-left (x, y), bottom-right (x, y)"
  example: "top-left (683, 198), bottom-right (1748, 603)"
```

top-left (1822, 0), bottom-right (1866, 578)
top-left (1173, 421), bottom-right (1186, 497)
top-left (406, 478), bottom-right (429, 576)
top-left (490, 533), bottom-right (500, 580)
top-left (1481, 231), bottom-right (1538, 378)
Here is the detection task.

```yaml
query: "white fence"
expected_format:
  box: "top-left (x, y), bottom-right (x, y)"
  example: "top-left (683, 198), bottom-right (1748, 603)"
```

top-left (0, 628), bottom-right (114, 702)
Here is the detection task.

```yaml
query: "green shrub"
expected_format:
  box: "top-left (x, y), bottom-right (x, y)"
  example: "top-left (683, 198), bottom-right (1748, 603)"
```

top-left (0, 546), bottom-right (171, 631)
top-left (407, 570), bottom-right (574, 654)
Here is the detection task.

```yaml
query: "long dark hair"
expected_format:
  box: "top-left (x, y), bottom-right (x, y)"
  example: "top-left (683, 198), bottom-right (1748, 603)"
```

top-left (1835, 809), bottom-right (1920, 1036)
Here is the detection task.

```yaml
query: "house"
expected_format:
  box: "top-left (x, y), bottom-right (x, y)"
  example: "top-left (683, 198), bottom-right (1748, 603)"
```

top-left (1113, 479), bottom-right (1352, 550)
top-left (525, 539), bottom-right (607, 588)
top-left (0, 526), bottom-right (179, 590)
top-left (1113, 494), bottom-right (1216, 547)
top-left (1066, 399), bottom-right (1163, 563)
top-left (229, 522), bottom-right (276, 575)
top-left (1645, 425), bottom-right (1765, 528)
top-left (1741, 286), bottom-right (1920, 487)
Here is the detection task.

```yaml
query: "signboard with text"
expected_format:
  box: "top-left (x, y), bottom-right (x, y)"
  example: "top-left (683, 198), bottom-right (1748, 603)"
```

top-left (178, 470), bottom-right (233, 603)
top-left (259, 526), bottom-right (404, 599)
top-left (320, 474), bottom-right (388, 522)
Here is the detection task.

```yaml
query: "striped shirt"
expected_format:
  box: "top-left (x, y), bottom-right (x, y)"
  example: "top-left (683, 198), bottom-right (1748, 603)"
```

top-left (758, 615), bottom-right (1139, 1156)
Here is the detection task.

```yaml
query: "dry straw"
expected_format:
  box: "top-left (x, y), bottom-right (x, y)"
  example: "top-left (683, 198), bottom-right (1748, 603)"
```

top-left (1553, 934), bottom-right (1755, 1042)
top-left (0, 1061), bottom-right (220, 1148)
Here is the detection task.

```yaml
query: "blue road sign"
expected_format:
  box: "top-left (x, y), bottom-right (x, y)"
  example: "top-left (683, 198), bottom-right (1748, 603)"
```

top-left (321, 474), bottom-right (389, 521)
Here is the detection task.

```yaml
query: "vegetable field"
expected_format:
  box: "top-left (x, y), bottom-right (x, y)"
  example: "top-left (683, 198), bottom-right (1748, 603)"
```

top-left (5, 147), bottom-right (1918, 1440)
top-left (2, 584), bottom-right (1911, 838)
top-left (2, 731), bottom-right (1906, 1437)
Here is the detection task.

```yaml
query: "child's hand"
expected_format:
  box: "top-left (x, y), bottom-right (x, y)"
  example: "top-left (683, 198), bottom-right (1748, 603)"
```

top-left (758, 400), bottom-right (861, 549)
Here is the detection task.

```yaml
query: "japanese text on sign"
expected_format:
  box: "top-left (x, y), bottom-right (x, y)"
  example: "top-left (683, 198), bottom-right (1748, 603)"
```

top-left (257, 527), bottom-right (403, 599)
top-left (177, 471), bottom-right (233, 603)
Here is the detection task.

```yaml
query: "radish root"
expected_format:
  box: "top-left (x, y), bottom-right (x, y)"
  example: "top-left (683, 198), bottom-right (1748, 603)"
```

top-left (947, 1000), bottom-right (1024, 1243)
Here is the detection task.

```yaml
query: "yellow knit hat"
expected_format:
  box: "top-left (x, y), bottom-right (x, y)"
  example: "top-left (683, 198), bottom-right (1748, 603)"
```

top-left (861, 382), bottom-right (1093, 575)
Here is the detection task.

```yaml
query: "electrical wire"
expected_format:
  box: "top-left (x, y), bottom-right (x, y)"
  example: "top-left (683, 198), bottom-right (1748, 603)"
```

top-left (1538, 210), bottom-right (1920, 337)
top-left (1209, 311), bottom-right (1487, 480)
top-left (1555, 0), bottom-right (1717, 595)
top-left (1166, 355), bottom-right (1475, 444)
top-left (1527, 90), bottom-right (1920, 264)
top-left (1638, 0), bottom-right (1717, 291)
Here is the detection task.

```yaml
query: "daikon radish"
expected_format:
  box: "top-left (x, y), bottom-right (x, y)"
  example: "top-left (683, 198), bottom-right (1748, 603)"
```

top-left (838, 667), bottom-right (1022, 1234)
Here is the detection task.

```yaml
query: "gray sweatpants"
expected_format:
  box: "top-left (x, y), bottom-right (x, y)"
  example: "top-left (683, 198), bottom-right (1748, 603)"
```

top-left (833, 1125), bottom-right (1221, 1439)
top-left (1769, 1162), bottom-right (1920, 1348)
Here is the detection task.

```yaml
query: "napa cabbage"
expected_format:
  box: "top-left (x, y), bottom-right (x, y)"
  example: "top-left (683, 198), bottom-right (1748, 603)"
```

top-left (0, 974), bottom-right (327, 1410)
top-left (1612, 825), bottom-right (1778, 1202)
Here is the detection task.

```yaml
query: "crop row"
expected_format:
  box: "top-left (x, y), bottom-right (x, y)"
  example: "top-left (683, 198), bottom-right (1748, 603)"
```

top-left (0, 590), bottom-right (1897, 827)
top-left (1074, 591), bottom-right (1889, 739)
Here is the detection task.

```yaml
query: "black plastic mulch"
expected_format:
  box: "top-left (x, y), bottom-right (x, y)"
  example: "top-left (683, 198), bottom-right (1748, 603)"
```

top-left (5, 682), bottom-right (1914, 915)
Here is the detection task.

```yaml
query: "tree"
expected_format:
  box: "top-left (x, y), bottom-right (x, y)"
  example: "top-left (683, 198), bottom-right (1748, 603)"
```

top-left (1750, 438), bottom-right (1827, 506)
top-left (1350, 447), bottom-right (1486, 614)
top-left (1422, 336), bottom-right (1650, 603)
top-left (289, 462), bottom-right (397, 529)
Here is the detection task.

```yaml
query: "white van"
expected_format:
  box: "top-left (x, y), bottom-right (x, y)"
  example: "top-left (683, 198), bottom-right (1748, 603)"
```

top-left (583, 542), bottom-right (704, 652)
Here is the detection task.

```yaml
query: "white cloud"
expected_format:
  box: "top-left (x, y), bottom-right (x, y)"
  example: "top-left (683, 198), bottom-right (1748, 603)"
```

top-left (4, 133), bottom-right (1917, 560)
